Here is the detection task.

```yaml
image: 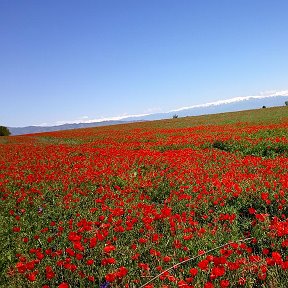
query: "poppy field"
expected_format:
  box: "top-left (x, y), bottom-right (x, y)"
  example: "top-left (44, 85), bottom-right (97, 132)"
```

top-left (1, 107), bottom-right (288, 288)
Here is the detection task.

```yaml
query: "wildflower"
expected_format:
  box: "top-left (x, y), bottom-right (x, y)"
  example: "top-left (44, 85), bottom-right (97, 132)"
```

top-left (86, 259), bottom-right (94, 265)
top-left (26, 272), bottom-right (37, 282)
top-left (189, 267), bottom-right (198, 276)
top-left (16, 262), bottom-right (26, 273)
top-left (58, 283), bottom-right (69, 288)
top-left (238, 277), bottom-right (246, 285)
top-left (103, 245), bottom-right (116, 253)
top-left (45, 266), bottom-right (55, 280)
top-left (105, 273), bottom-right (116, 282)
top-left (87, 276), bottom-right (95, 282)
top-left (163, 256), bottom-right (172, 262)
top-left (198, 259), bottom-right (209, 270)
top-left (220, 279), bottom-right (230, 287)
top-left (210, 266), bottom-right (225, 279)
top-left (116, 266), bottom-right (128, 278)
top-left (272, 252), bottom-right (282, 265)
top-left (204, 282), bottom-right (214, 288)
top-left (101, 258), bottom-right (116, 265)
top-left (248, 208), bottom-right (256, 214)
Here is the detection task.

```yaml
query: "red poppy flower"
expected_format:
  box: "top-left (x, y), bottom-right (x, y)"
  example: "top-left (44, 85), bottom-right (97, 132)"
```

top-left (198, 259), bottom-right (209, 270)
top-left (58, 282), bottom-right (69, 288)
top-left (26, 272), bottom-right (37, 282)
top-left (45, 266), bottom-right (55, 280)
top-left (116, 266), bottom-right (128, 278)
top-left (105, 273), bottom-right (116, 282)
top-left (211, 266), bottom-right (225, 278)
top-left (86, 259), bottom-right (94, 265)
top-left (103, 245), bottom-right (116, 253)
top-left (204, 282), bottom-right (214, 288)
top-left (220, 279), bottom-right (230, 287)
top-left (163, 256), bottom-right (172, 262)
top-left (189, 267), bottom-right (198, 276)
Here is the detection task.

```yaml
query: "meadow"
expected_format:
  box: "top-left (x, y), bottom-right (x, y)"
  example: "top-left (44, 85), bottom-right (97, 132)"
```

top-left (1, 106), bottom-right (288, 288)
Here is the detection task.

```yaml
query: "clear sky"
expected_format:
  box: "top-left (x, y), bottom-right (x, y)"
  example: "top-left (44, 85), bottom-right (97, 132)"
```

top-left (1, 0), bottom-right (288, 127)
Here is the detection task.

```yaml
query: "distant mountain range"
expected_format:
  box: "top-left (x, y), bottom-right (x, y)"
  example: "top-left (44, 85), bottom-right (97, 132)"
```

top-left (9, 95), bottom-right (288, 135)
top-left (125, 94), bottom-right (288, 121)
top-left (9, 120), bottom-right (129, 136)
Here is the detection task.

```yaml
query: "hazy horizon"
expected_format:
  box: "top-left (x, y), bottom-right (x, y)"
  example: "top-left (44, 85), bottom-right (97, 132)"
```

top-left (8, 91), bottom-right (288, 127)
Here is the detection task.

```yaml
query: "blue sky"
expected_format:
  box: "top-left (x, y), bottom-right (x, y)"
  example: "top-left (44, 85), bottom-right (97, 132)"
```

top-left (1, 0), bottom-right (288, 127)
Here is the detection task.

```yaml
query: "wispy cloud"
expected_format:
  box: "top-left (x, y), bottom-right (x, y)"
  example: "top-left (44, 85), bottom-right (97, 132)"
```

top-left (259, 89), bottom-right (288, 97)
top-left (52, 113), bottom-right (152, 126)
top-left (47, 89), bottom-right (288, 126)
top-left (170, 90), bottom-right (288, 112)
top-left (82, 113), bottom-right (151, 123)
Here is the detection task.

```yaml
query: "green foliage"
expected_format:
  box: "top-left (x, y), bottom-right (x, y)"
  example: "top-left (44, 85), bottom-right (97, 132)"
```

top-left (212, 140), bottom-right (232, 152)
top-left (212, 139), bottom-right (288, 157)
top-left (146, 176), bottom-right (171, 204)
top-left (172, 114), bottom-right (178, 119)
top-left (285, 101), bottom-right (288, 106)
top-left (0, 126), bottom-right (11, 136)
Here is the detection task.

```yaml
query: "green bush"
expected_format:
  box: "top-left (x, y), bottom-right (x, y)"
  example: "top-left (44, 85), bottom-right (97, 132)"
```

top-left (0, 126), bottom-right (11, 136)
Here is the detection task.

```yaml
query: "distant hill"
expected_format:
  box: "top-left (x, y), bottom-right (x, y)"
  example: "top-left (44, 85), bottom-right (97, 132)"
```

top-left (125, 95), bottom-right (288, 121)
top-left (9, 120), bottom-right (129, 136)
top-left (8, 95), bottom-right (288, 135)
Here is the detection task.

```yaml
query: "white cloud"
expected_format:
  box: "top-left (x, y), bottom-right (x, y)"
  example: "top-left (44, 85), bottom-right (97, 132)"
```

top-left (259, 89), bottom-right (288, 97)
top-left (45, 89), bottom-right (288, 126)
top-left (79, 113), bottom-right (151, 123)
top-left (52, 113), bottom-right (152, 126)
top-left (170, 90), bottom-right (288, 112)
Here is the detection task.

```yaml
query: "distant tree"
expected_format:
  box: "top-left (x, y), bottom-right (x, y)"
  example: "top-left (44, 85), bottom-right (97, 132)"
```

top-left (0, 126), bottom-right (11, 136)
top-left (172, 114), bottom-right (178, 119)
top-left (285, 101), bottom-right (288, 106)
top-left (262, 105), bottom-right (266, 109)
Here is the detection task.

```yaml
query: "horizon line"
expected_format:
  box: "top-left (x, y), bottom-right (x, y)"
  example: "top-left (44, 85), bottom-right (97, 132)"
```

top-left (10, 90), bottom-right (288, 127)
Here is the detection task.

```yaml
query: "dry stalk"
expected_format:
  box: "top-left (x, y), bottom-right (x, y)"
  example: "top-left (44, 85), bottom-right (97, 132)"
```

top-left (139, 237), bottom-right (253, 288)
